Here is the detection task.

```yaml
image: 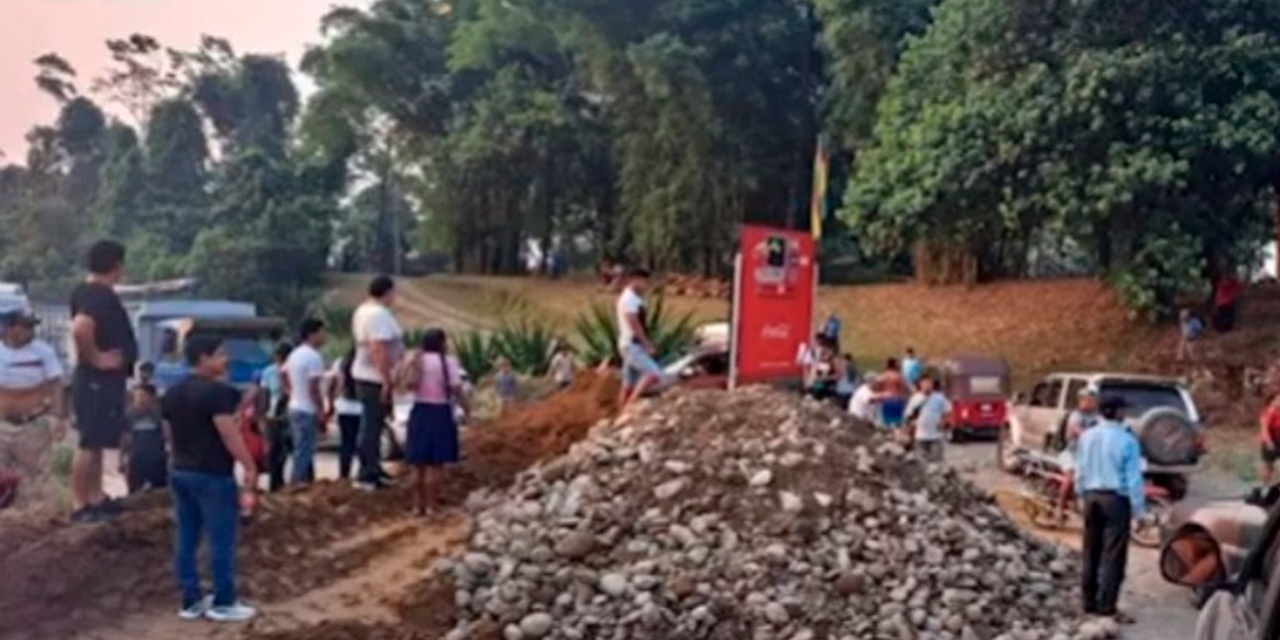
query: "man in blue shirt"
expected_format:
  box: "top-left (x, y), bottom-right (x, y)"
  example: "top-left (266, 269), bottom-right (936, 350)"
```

top-left (1075, 395), bottom-right (1145, 623)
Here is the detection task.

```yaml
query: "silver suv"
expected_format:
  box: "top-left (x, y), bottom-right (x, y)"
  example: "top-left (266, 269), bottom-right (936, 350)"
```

top-left (999, 372), bottom-right (1205, 500)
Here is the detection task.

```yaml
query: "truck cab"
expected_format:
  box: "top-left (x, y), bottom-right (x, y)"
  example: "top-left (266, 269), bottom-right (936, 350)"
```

top-left (151, 317), bottom-right (285, 392)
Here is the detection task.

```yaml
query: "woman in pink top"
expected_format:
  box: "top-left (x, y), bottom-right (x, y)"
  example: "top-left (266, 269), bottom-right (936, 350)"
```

top-left (406, 328), bottom-right (468, 516)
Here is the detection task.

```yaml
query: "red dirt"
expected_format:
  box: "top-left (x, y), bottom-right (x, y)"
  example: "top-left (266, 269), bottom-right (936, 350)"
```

top-left (0, 372), bottom-right (619, 640)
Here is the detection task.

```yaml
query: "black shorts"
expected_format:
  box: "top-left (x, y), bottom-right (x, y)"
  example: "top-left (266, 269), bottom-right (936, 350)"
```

top-left (73, 372), bottom-right (127, 451)
top-left (1262, 445), bottom-right (1280, 464)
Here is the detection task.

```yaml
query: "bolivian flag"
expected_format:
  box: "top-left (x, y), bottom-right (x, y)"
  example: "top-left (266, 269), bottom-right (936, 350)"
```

top-left (810, 135), bottom-right (829, 240)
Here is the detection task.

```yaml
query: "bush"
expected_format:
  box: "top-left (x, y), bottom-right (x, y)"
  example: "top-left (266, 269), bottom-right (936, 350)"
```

top-left (574, 292), bottom-right (696, 366)
top-left (452, 331), bottom-right (495, 380)
top-left (491, 321), bottom-right (560, 376)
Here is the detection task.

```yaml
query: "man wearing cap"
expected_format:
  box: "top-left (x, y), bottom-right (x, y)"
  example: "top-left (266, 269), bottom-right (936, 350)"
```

top-left (1055, 387), bottom-right (1101, 518)
top-left (1075, 395), bottom-right (1145, 624)
top-left (0, 309), bottom-right (67, 507)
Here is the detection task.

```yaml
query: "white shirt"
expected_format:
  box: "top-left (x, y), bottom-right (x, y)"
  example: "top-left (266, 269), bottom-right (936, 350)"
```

top-left (284, 344), bottom-right (326, 414)
top-left (848, 384), bottom-right (876, 421)
top-left (907, 390), bottom-right (952, 442)
top-left (616, 287), bottom-right (645, 351)
top-left (352, 301), bottom-right (404, 383)
top-left (0, 339), bottom-right (63, 390)
top-left (550, 352), bottom-right (575, 384)
top-left (327, 361), bottom-right (363, 416)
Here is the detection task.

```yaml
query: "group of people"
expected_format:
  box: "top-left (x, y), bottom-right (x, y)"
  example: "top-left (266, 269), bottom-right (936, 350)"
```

top-left (0, 240), bottom-right (508, 624)
top-left (804, 340), bottom-right (951, 462)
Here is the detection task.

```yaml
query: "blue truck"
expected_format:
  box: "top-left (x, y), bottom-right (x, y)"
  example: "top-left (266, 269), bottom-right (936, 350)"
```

top-left (134, 300), bottom-right (285, 392)
top-left (53, 297), bottom-right (285, 392)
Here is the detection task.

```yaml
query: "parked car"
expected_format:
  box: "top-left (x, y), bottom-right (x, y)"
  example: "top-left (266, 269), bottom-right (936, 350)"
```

top-left (1161, 498), bottom-right (1280, 639)
top-left (936, 354), bottom-right (1010, 441)
top-left (999, 372), bottom-right (1206, 500)
top-left (662, 345), bottom-right (731, 390)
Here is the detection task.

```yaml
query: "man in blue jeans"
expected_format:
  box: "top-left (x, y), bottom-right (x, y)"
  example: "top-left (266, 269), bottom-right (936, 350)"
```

top-left (162, 335), bottom-right (259, 622)
top-left (283, 318), bottom-right (328, 484)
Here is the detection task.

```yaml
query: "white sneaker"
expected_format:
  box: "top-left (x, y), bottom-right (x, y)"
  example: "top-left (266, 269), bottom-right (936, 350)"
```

top-left (178, 596), bottom-right (212, 620)
top-left (205, 602), bottom-right (257, 622)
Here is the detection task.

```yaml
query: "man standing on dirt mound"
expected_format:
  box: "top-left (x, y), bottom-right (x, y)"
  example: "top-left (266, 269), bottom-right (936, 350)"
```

top-left (352, 275), bottom-right (403, 491)
top-left (616, 267), bottom-right (663, 409)
top-left (164, 334), bottom-right (259, 622)
top-left (68, 240), bottom-right (138, 523)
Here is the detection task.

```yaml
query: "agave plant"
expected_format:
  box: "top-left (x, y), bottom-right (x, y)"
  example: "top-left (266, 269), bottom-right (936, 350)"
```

top-left (573, 292), bottom-right (697, 366)
top-left (452, 331), bottom-right (495, 380)
top-left (491, 321), bottom-right (560, 375)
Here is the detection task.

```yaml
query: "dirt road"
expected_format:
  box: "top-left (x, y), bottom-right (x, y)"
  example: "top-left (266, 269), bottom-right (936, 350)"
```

top-left (950, 442), bottom-right (1242, 640)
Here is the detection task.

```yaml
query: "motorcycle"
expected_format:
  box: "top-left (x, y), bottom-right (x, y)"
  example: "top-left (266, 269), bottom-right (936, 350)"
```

top-left (1018, 456), bottom-right (1173, 548)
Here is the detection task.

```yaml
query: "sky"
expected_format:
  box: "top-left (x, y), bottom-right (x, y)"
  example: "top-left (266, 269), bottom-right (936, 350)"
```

top-left (0, 0), bottom-right (369, 161)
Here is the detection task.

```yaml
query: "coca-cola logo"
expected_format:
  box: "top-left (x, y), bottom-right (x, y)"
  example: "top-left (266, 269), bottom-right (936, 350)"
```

top-left (761, 324), bottom-right (791, 340)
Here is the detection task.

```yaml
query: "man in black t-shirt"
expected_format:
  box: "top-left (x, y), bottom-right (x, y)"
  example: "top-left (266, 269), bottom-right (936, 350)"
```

top-left (68, 240), bottom-right (139, 523)
top-left (163, 334), bottom-right (259, 622)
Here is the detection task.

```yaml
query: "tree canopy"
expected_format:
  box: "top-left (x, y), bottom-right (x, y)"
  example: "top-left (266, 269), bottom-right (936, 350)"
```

top-left (3, 0), bottom-right (1280, 318)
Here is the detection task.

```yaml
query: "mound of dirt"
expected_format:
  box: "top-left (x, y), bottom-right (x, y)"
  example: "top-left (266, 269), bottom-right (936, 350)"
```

top-left (437, 387), bottom-right (1083, 640)
top-left (0, 372), bottom-right (618, 640)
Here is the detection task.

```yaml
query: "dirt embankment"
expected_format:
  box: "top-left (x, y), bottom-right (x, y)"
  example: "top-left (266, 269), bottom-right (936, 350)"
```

top-left (0, 372), bottom-right (619, 640)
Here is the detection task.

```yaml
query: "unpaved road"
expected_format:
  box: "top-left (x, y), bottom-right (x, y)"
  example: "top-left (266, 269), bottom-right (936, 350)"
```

top-left (951, 441), bottom-right (1243, 640)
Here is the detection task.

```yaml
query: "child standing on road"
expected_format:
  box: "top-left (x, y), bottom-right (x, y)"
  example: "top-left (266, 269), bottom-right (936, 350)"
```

top-left (905, 372), bottom-right (951, 462)
top-left (121, 383), bottom-right (168, 493)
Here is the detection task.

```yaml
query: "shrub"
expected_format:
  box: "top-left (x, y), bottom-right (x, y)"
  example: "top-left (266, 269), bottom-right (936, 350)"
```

top-left (491, 321), bottom-right (560, 376)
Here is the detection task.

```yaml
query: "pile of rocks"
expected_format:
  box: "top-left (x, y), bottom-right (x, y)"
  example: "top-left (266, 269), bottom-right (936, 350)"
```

top-left (439, 388), bottom-right (1086, 640)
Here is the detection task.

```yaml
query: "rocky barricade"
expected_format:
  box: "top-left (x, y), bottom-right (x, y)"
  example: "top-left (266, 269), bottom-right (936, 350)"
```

top-left (438, 388), bottom-right (1089, 640)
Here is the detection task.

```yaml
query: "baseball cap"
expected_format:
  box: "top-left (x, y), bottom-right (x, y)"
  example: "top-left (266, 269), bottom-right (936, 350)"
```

top-left (1077, 386), bottom-right (1098, 398)
top-left (0, 309), bottom-right (39, 327)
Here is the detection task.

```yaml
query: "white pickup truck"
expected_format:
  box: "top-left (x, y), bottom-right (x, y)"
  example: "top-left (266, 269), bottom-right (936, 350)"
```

top-left (998, 371), bottom-right (1206, 500)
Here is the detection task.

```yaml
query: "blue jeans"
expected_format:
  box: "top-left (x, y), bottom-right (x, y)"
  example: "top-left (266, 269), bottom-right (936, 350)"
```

top-left (171, 470), bottom-right (239, 608)
top-left (288, 410), bottom-right (319, 484)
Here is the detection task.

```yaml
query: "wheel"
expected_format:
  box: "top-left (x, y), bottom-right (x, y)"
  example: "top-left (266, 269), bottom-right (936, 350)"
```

top-left (997, 423), bottom-right (1022, 474)
top-left (1131, 495), bottom-right (1173, 549)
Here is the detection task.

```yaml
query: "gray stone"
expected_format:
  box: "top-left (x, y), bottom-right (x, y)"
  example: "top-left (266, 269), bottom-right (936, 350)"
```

top-left (519, 612), bottom-right (554, 638)
top-left (555, 531), bottom-right (596, 560)
top-left (599, 573), bottom-right (629, 597)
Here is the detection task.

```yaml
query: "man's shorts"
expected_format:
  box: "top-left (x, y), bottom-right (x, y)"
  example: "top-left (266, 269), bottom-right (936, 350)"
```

top-left (0, 414), bottom-right (55, 478)
top-left (1262, 445), bottom-right (1280, 464)
top-left (881, 397), bottom-right (906, 428)
top-left (620, 343), bottom-right (663, 389)
top-left (72, 373), bottom-right (127, 451)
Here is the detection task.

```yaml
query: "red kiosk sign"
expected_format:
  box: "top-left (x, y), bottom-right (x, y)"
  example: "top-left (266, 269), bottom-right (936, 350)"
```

top-left (729, 224), bottom-right (816, 387)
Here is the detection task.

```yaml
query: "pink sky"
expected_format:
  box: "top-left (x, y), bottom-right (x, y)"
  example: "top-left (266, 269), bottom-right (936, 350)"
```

top-left (0, 0), bottom-right (369, 161)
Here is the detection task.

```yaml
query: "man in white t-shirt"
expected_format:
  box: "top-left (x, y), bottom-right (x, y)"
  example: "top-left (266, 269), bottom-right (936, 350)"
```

top-left (351, 275), bottom-right (403, 490)
top-left (282, 318), bottom-right (328, 485)
top-left (0, 309), bottom-right (67, 506)
top-left (847, 373), bottom-right (883, 424)
top-left (616, 267), bottom-right (663, 408)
